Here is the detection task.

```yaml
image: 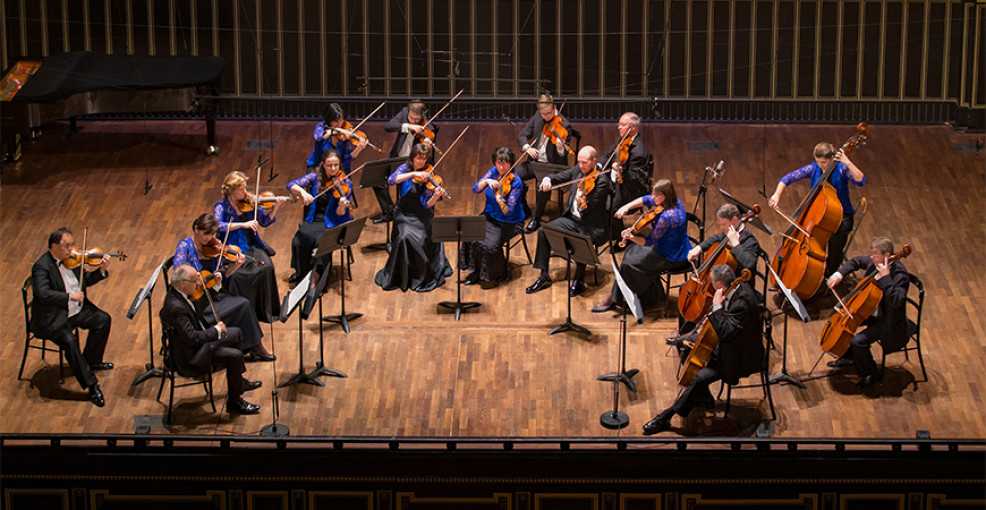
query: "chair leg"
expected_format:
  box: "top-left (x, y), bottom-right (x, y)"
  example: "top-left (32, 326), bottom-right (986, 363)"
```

top-left (915, 341), bottom-right (928, 383)
top-left (156, 368), bottom-right (168, 402)
top-left (17, 337), bottom-right (32, 381)
top-left (763, 369), bottom-right (777, 421)
top-left (724, 384), bottom-right (732, 417)
top-left (205, 374), bottom-right (216, 413)
top-left (520, 233), bottom-right (532, 264)
top-left (167, 372), bottom-right (175, 426)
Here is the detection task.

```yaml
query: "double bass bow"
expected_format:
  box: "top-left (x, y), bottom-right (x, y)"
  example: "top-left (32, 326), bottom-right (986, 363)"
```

top-left (770, 123), bottom-right (870, 300)
top-left (677, 269), bottom-right (752, 387)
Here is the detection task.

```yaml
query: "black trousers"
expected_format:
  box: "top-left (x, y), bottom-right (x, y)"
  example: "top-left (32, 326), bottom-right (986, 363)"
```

top-left (533, 215), bottom-right (590, 281)
top-left (826, 213), bottom-right (854, 277)
top-left (515, 162), bottom-right (551, 222)
top-left (51, 303), bottom-right (111, 389)
top-left (205, 327), bottom-right (247, 401)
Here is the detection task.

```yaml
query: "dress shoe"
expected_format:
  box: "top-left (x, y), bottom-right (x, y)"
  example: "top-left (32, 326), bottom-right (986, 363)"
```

top-left (227, 397), bottom-right (260, 415)
top-left (89, 362), bottom-right (114, 371)
top-left (462, 272), bottom-right (480, 285)
top-left (569, 280), bottom-right (586, 297)
top-left (242, 379), bottom-right (262, 392)
top-left (287, 272), bottom-right (302, 284)
top-left (665, 336), bottom-right (683, 346)
top-left (592, 297), bottom-right (616, 313)
top-left (523, 219), bottom-right (541, 235)
top-left (642, 416), bottom-right (670, 435)
top-left (88, 384), bottom-right (105, 407)
top-left (827, 357), bottom-right (854, 369)
top-left (247, 349), bottom-right (276, 362)
top-left (526, 275), bottom-right (552, 294)
top-left (855, 374), bottom-right (882, 389)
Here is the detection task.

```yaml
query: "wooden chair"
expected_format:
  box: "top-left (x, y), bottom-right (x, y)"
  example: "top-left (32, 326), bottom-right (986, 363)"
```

top-left (881, 273), bottom-right (928, 383)
top-left (18, 277), bottom-right (66, 382)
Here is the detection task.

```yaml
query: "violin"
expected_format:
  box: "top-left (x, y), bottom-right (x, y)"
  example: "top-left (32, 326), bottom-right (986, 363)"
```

top-left (413, 164), bottom-right (452, 200)
top-left (677, 205), bottom-right (761, 323)
top-left (330, 120), bottom-right (383, 152)
top-left (574, 169), bottom-right (600, 211)
top-left (615, 135), bottom-right (633, 184)
top-left (818, 245), bottom-right (911, 358)
top-left (237, 191), bottom-right (295, 213)
top-left (677, 269), bottom-right (752, 387)
top-left (62, 247), bottom-right (128, 270)
top-left (327, 174), bottom-right (353, 202)
top-left (619, 205), bottom-right (665, 248)
top-left (190, 270), bottom-right (220, 300)
top-left (199, 238), bottom-right (264, 265)
top-left (541, 112), bottom-right (575, 156)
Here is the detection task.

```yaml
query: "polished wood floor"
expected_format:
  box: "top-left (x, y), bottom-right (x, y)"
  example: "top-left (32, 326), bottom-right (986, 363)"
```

top-left (1, 119), bottom-right (983, 439)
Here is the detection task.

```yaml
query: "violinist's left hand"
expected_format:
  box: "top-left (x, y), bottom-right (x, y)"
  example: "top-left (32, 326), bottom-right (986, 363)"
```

top-left (99, 254), bottom-right (112, 271)
top-left (726, 225), bottom-right (740, 247)
top-left (875, 260), bottom-right (890, 279)
top-left (555, 140), bottom-right (565, 153)
top-left (712, 287), bottom-right (726, 308)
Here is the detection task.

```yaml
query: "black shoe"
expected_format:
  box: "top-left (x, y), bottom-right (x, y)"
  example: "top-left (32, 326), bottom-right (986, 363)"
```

top-left (642, 416), bottom-right (670, 435)
top-left (569, 280), bottom-right (586, 297)
top-left (526, 275), bottom-right (552, 294)
top-left (242, 379), bottom-right (262, 392)
top-left (227, 397), bottom-right (260, 415)
top-left (88, 384), bottom-right (105, 407)
top-left (89, 362), bottom-right (114, 371)
top-left (372, 215), bottom-right (388, 224)
top-left (856, 374), bottom-right (882, 389)
top-left (523, 219), bottom-right (541, 235)
top-left (665, 336), bottom-right (682, 346)
top-left (287, 272), bottom-right (302, 284)
top-left (592, 298), bottom-right (616, 313)
top-left (462, 272), bottom-right (480, 285)
top-left (827, 357), bottom-right (854, 369)
top-left (247, 350), bottom-right (276, 362)
top-left (699, 394), bottom-right (716, 409)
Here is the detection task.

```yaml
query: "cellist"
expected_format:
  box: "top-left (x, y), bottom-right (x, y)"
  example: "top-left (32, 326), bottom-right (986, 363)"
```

top-left (643, 265), bottom-right (763, 435)
top-left (767, 142), bottom-right (866, 278)
top-left (515, 93), bottom-right (573, 234)
top-left (687, 204), bottom-right (761, 276)
top-left (824, 236), bottom-right (910, 389)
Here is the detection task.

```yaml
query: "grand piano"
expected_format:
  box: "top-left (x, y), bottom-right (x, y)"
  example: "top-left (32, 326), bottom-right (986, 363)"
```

top-left (1, 51), bottom-right (224, 161)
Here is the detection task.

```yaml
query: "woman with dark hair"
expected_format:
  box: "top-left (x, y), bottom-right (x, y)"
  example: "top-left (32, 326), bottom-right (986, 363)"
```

top-left (306, 103), bottom-right (368, 171)
top-left (374, 143), bottom-right (453, 292)
top-left (286, 150), bottom-right (352, 283)
top-left (592, 179), bottom-right (691, 313)
top-left (458, 147), bottom-right (525, 285)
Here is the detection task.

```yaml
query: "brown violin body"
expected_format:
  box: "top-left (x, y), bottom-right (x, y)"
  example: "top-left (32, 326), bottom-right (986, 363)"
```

top-left (190, 270), bottom-right (220, 300)
top-left (62, 247), bottom-right (128, 270)
top-left (619, 206), bottom-right (664, 248)
top-left (199, 239), bottom-right (263, 265)
top-left (678, 269), bottom-right (752, 387)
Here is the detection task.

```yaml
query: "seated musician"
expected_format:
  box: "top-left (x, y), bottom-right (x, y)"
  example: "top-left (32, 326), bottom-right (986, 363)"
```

top-left (525, 146), bottom-right (611, 298)
top-left (30, 227), bottom-right (113, 407)
top-left (592, 179), bottom-right (690, 313)
top-left (687, 203), bottom-right (761, 276)
top-left (162, 264), bottom-right (262, 415)
top-left (514, 93), bottom-right (573, 234)
top-left (213, 170), bottom-right (287, 323)
top-left (459, 147), bottom-right (526, 285)
top-left (644, 265), bottom-right (764, 435)
top-left (286, 150), bottom-right (352, 284)
top-left (173, 213), bottom-right (274, 361)
top-left (307, 103), bottom-right (368, 172)
top-left (825, 236), bottom-right (910, 389)
top-left (597, 112), bottom-right (651, 246)
top-left (377, 100), bottom-right (439, 223)
top-left (374, 143), bottom-right (453, 292)
top-left (767, 142), bottom-right (866, 278)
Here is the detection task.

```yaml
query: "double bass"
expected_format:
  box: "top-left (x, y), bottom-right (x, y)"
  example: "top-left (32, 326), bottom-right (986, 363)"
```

top-left (678, 269), bottom-right (752, 387)
top-left (770, 123), bottom-right (870, 300)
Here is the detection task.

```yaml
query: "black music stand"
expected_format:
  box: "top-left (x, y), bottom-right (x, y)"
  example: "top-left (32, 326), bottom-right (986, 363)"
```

top-left (127, 258), bottom-right (168, 386)
top-left (276, 270), bottom-right (329, 392)
top-left (318, 217), bottom-right (367, 333)
top-left (360, 156), bottom-right (404, 252)
top-left (542, 225), bottom-right (599, 336)
top-left (432, 215), bottom-right (487, 320)
top-left (597, 261), bottom-right (644, 429)
top-left (765, 263), bottom-right (809, 389)
top-left (719, 188), bottom-right (774, 235)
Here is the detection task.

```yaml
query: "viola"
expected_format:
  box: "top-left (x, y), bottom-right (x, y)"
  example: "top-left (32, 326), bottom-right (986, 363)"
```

top-left (199, 238), bottom-right (263, 265)
top-left (330, 120), bottom-right (383, 152)
top-left (541, 113), bottom-right (575, 156)
top-left (614, 136), bottom-right (633, 183)
top-left (677, 269), bottom-right (752, 387)
top-left (413, 164), bottom-right (451, 200)
top-left (327, 174), bottom-right (353, 202)
top-left (818, 245), bottom-right (911, 358)
top-left (677, 205), bottom-right (761, 323)
top-left (494, 171), bottom-right (515, 214)
top-left (237, 191), bottom-right (295, 213)
top-left (574, 169), bottom-right (599, 211)
top-left (62, 247), bottom-right (128, 270)
top-left (619, 205), bottom-right (665, 248)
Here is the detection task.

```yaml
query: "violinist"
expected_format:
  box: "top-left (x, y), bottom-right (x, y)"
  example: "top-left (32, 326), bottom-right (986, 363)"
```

top-left (286, 150), bottom-right (352, 284)
top-left (526, 146), bottom-right (610, 297)
top-left (687, 204), bottom-right (760, 276)
top-left (597, 113), bottom-right (651, 244)
top-left (214, 170), bottom-right (286, 323)
top-left (30, 227), bottom-right (113, 407)
top-left (459, 147), bottom-right (526, 285)
top-left (306, 103), bottom-right (369, 171)
top-left (591, 179), bottom-right (691, 313)
top-left (643, 265), bottom-right (764, 435)
top-left (515, 93), bottom-right (573, 234)
top-left (768, 142), bottom-right (866, 279)
top-left (173, 214), bottom-right (273, 361)
top-left (378, 101), bottom-right (440, 223)
top-left (374, 143), bottom-right (453, 292)
top-left (824, 236), bottom-right (910, 389)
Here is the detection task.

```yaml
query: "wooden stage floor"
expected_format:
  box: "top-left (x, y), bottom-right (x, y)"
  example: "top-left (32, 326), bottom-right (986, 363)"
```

top-left (1, 119), bottom-right (983, 440)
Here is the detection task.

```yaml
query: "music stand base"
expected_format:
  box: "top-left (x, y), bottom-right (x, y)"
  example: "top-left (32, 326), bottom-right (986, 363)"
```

top-left (277, 370), bottom-right (326, 388)
top-left (548, 319), bottom-right (590, 336)
top-left (600, 410), bottom-right (629, 429)
top-left (260, 423), bottom-right (290, 437)
top-left (322, 313), bottom-right (363, 334)
top-left (131, 364), bottom-right (165, 386)
top-left (438, 301), bottom-right (482, 321)
top-left (308, 361), bottom-right (348, 380)
top-left (596, 368), bottom-right (639, 392)
top-left (769, 371), bottom-right (807, 389)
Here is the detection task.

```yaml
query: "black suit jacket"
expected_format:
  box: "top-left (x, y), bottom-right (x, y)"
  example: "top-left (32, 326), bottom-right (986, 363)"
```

top-left (517, 113), bottom-right (572, 165)
top-left (546, 166), bottom-right (613, 246)
top-left (30, 252), bottom-right (108, 338)
top-left (709, 282), bottom-right (764, 385)
top-left (837, 256), bottom-right (911, 353)
top-left (599, 135), bottom-right (651, 200)
top-left (699, 229), bottom-right (761, 276)
top-left (386, 107), bottom-right (440, 158)
top-left (160, 287), bottom-right (221, 374)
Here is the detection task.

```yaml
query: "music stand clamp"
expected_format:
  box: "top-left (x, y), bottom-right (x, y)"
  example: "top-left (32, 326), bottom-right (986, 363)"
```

top-left (541, 225), bottom-right (598, 336)
top-left (432, 216), bottom-right (487, 321)
top-left (318, 217), bottom-right (368, 334)
top-left (360, 157), bottom-right (405, 252)
top-left (127, 258), bottom-right (168, 387)
top-left (597, 261), bottom-right (644, 429)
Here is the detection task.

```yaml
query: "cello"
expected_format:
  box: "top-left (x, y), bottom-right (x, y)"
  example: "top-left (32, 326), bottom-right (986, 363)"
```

top-left (677, 269), bottom-right (752, 387)
top-left (677, 205), bottom-right (760, 323)
top-left (818, 245), bottom-right (911, 358)
top-left (770, 123), bottom-right (870, 300)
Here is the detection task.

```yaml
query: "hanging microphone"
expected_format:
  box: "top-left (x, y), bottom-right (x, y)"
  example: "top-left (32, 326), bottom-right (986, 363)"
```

top-left (712, 160), bottom-right (724, 181)
top-left (501, 114), bottom-right (516, 127)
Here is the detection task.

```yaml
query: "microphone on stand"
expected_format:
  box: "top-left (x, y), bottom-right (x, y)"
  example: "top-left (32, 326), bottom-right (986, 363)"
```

top-left (711, 160), bottom-right (724, 181)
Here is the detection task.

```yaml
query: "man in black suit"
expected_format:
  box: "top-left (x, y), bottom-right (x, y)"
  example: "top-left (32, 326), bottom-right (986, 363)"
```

top-left (515, 93), bottom-right (573, 233)
top-left (525, 145), bottom-right (611, 297)
top-left (30, 227), bottom-right (113, 407)
top-left (161, 264), bottom-right (261, 415)
top-left (378, 100), bottom-right (440, 223)
top-left (825, 236), bottom-right (911, 389)
top-left (687, 203), bottom-right (761, 276)
top-left (644, 265), bottom-right (764, 434)
top-left (597, 112), bottom-right (651, 242)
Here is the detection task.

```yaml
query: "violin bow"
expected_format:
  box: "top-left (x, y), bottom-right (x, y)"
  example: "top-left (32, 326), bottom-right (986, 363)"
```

top-left (422, 89), bottom-right (463, 132)
top-left (196, 272), bottom-right (222, 323)
top-left (599, 131), bottom-right (630, 173)
top-left (546, 167), bottom-right (600, 191)
top-left (313, 163), bottom-right (368, 202)
top-left (79, 227), bottom-right (89, 294)
top-left (429, 125), bottom-right (469, 173)
top-left (348, 101), bottom-right (386, 135)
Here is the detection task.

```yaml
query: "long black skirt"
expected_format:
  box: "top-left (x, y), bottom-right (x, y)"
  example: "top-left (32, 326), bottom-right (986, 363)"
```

top-left (610, 243), bottom-right (689, 306)
top-left (458, 218), bottom-right (522, 282)
top-left (374, 213), bottom-right (452, 292)
top-left (290, 220), bottom-right (328, 277)
top-left (224, 247), bottom-right (281, 322)
top-left (202, 291), bottom-right (264, 353)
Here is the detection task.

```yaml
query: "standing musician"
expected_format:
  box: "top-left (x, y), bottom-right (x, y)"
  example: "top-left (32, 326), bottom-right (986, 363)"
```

top-left (374, 143), bottom-right (453, 292)
top-left (286, 150), bottom-right (352, 284)
top-left (768, 142), bottom-right (866, 279)
top-left (173, 214), bottom-right (274, 361)
top-left (378, 100), bottom-right (440, 223)
top-left (214, 170), bottom-right (287, 323)
top-left (592, 179), bottom-right (691, 313)
top-left (515, 93), bottom-right (573, 234)
top-left (306, 103), bottom-right (369, 171)
top-left (825, 236), bottom-right (910, 389)
top-left (31, 227), bottom-right (113, 407)
top-left (525, 146), bottom-right (611, 298)
top-left (687, 204), bottom-right (760, 276)
top-left (598, 112), bottom-right (651, 244)
top-left (644, 265), bottom-right (764, 435)
top-left (162, 264), bottom-right (262, 415)
top-left (459, 147), bottom-right (526, 285)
